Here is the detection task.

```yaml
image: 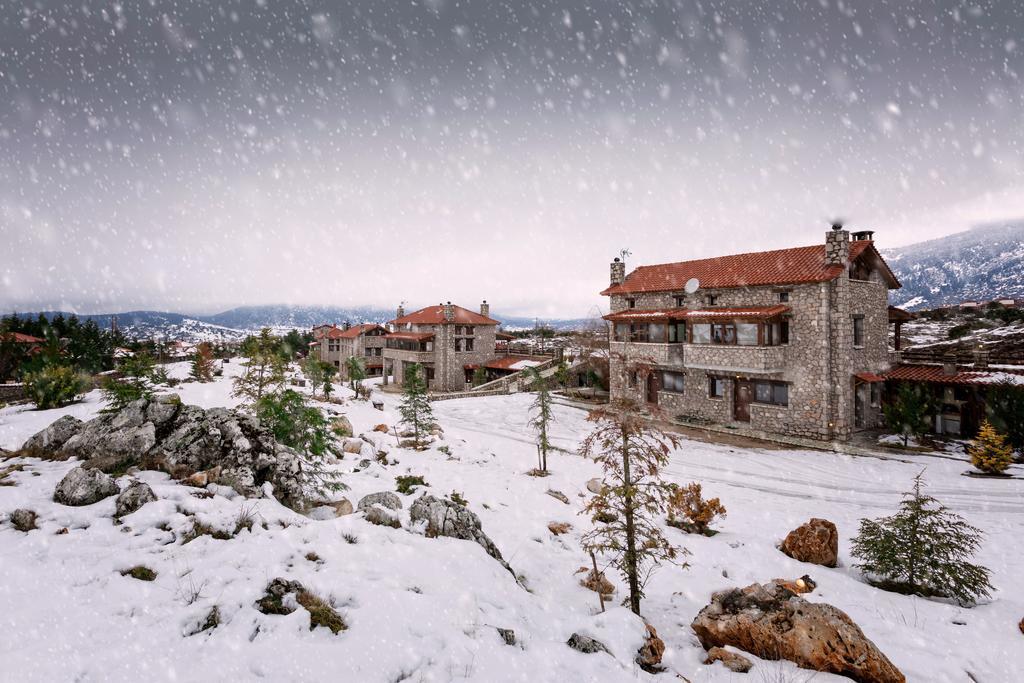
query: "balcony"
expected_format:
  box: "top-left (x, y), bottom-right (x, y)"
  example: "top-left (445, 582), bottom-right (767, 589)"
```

top-left (682, 344), bottom-right (786, 374)
top-left (609, 341), bottom-right (685, 366)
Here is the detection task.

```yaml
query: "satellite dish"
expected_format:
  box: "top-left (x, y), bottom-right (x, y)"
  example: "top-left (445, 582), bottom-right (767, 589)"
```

top-left (684, 277), bottom-right (700, 294)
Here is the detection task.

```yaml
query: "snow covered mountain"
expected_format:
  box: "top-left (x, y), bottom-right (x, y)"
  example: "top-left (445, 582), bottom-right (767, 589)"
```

top-left (884, 220), bottom-right (1024, 310)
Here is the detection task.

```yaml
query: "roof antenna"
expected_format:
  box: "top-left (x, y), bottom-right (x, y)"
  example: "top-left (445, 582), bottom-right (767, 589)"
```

top-left (619, 248), bottom-right (631, 260)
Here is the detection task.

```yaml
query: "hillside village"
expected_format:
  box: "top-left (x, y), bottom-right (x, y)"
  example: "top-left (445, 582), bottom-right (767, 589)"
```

top-left (2, 228), bottom-right (1024, 683)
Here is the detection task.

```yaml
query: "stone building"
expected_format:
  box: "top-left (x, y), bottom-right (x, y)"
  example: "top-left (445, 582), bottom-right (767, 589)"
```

top-left (316, 323), bottom-right (388, 378)
top-left (383, 302), bottom-right (500, 392)
top-left (601, 228), bottom-right (901, 442)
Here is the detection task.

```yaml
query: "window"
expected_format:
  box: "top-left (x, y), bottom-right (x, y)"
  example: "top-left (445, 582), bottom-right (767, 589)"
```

top-left (778, 291), bottom-right (790, 302)
top-left (455, 337), bottom-right (475, 352)
top-left (626, 298), bottom-right (636, 308)
top-left (661, 371), bottom-right (685, 393)
top-left (667, 322), bottom-right (686, 343)
top-left (853, 316), bottom-right (864, 347)
top-left (628, 371), bottom-right (638, 388)
top-left (709, 377), bottom-right (726, 398)
top-left (753, 381), bottom-right (788, 406)
top-left (711, 323), bottom-right (736, 344)
top-left (736, 323), bottom-right (758, 346)
top-left (767, 320), bottom-right (790, 346)
top-left (691, 323), bottom-right (711, 344)
top-left (333, 360), bottom-right (340, 367)
top-left (673, 295), bottom-right (686, 307)
top-left (706, 294), bottom-right (718, 306)
top-left (870, 382), bottom-right (880, 408)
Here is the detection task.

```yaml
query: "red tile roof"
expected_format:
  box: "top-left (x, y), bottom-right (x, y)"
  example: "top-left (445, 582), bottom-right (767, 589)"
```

top-left (481, 355), bottom-right (548, 371)
top-left (884, 364), bottom-right (1024, 386)
top-left (603, 305), bottom-right (790, 322)
top-left (0, 332), bottom-right (45, 344)
top-left (854, 372), bottom-right (886, 383)
top-left (601, 240), bottom-right (899, 296)
top-left (390, 305), bottom-right (498, 326)
top-left (325, 323), bottom-right (387, 340)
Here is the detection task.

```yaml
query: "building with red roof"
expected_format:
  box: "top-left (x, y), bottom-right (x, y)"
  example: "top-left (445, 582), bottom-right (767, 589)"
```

top-left (383, 301), bottom-right (502, 392)
top-left (603, 228), bottom-right (902, 442)
top-left (315, 323), bottom-right (388, 379)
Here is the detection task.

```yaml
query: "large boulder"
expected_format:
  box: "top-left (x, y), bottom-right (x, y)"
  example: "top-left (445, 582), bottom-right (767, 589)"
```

top-left (691, 581), bottom-right (904, 683)
top-left (115, 481), bottom-right (156, 517)
top-left (21, 415), bottom-right (83, 455)
top-left (409, 495), bottom-right (514, 576)
top-left (54, 467), bottom-right (119, 506)
top-left (780, 518), bottom-right (839, 567)
top-left (30, 396), bottom-right (312, 509)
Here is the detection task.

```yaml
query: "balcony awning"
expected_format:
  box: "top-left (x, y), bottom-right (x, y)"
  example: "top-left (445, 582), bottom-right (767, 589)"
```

top-left (683, 305), bottom-right (791, 321)
top-left (854, 371), bottom-right (886, 383)
top-left (603, 308), bottom-right (690, 322)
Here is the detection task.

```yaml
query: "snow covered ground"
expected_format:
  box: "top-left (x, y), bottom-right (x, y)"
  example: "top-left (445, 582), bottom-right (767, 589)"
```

top-left (1, 361), bottom-right (1023, 682)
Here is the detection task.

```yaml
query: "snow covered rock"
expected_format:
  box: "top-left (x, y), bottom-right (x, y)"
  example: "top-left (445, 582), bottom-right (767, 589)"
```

top-left (21, 415), bottom-right (83, 455)
top-left (357, 491), bottom-right (402, 512)
top-left (546, 489), bottom-right (570, 504)
top-left (704, 646), bottom-right (753, 673)
top-left (364, 505), bottom-right (401, 528)
top-left (691, 581), bottom-right (904, 683)
top-left (341, 438), bottom-right (364, 454)
top-left (330, 498), bottom-right (354, 516)
top-left (586, 478), bottom-right (604, 494)
top-left (53, 467), bottom-right (119, 506)
top-left (409, 495), bottom-right (513, 576)
top-left (331, 416), bottom-right (353, 437)
top-left (9, 508), bottom-right (37, 532)
top-left (115, 481), bottom-right (156, 517)
top-left (566, 632), bottom-right (610, 655)
top-left (30, 396), bottom-right (312, 509)
top-left (779, 518), bottom-right (839, 568)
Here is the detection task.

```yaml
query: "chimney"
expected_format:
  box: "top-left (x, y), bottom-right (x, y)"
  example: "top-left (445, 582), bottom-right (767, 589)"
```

top-left (396, 303), bottom-right (405, 320)
top-left (942, 353), bottom-right (958, 376)
top-left (610, 257), bottom-right (626, 286)
top-left (825, 225), bottom-right (850, 266)
top-left (443, 301), bottom-right (455, 322)
top-left (974, 347), bottom-right (989, 369)
top-left (480, 299), bottom-right (490, 318)
top-left (343, 320), bottom-right (351, 331)
top-left (852, 230), bottom-right (875, 242)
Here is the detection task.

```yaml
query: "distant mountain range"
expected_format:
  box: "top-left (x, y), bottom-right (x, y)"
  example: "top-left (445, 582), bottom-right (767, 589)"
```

top-left (7, 305), bottom-right (592, 341)
top-left (884, 220), bottom-right (1024, 310)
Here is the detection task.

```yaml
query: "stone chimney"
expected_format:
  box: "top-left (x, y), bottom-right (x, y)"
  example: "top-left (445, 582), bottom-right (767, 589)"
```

top-left (343, 320), bottom-right (351, 331)
top-left (610, 257), bottom-right (626, 286)
top-left (443, 301), bottom-right (455, 322)
top-left (480, 299), bottom-right (490, 318)
top-left (942, 353), bottom-right (958, 376)
top-left (396, 303), bottom-right (405, 320)
top-left (825, 225), bottom-right (850, 266)
top-left (974, 347), bottom-right (989, 369)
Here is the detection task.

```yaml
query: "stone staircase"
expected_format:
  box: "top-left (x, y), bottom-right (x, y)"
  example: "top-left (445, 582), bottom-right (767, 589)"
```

top-left (465, 356), bottom-right (562, 394)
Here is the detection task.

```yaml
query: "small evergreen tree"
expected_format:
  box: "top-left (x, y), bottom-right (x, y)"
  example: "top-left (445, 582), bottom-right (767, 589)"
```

top-left (471, 366), bottom-right (487, 387)
top-left (851, 471), bottom-right (993, 605)
top-left (190, 342), bottom-right (215, 383)
top-left (322, 363), bottom-right (337, 401)
top-left (884, 383), bottom-right (934, 446)
top-left (527, 366), bottom-right (555, 472)
top-left (345, 356), bottom-right (366, 393)
top-left (967, 420), bottom-right (1014, 475)
top-left (101, 352), bottom-right (155, 410)
top-left (580, 399), bottom-right (687, 615)
top-left (552, 359), bottom-right (571, 388)
top-left (399, 363), bottom-right (434, 448)
top-left (301, 356), bottom-right (326, 398)
top-left (232, 328), bottom-right (286, 407)
top-left (256, 389), bottom-right (345, 500)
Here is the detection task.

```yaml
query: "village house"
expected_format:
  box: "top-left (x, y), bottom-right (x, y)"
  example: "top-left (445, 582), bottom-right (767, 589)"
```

top-left (315, 323), bottom-right (387, 378)
top-left (601, 227), bottom-right (901, 442)
top-left (383, 302), bottom-right (500, 392)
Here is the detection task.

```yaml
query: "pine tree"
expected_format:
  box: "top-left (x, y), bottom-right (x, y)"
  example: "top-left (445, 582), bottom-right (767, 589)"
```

top-left (232, 329), bottom-right (286, 407)
top-left (851, 471), bottom-right (993, 605)
top-left (527, 366), bottom-right (555, 473)
top-left (256, 389), bottom-right (346, 500)
top-left (101, 352), bottom-right (155, 410)
top-left (322, 363), bottom-right (337, 401)
top-left (345, 355), bottom-right (366, 393)
top-left (884, 383), bottom-right (934, 446)
top-left (399, 363), bottom-right (434, 448)
top-left (301, 356), bottom-right (326, 398)
top-left (190, 342), bottom-right (215, 382)
top-left (580, 399), bottom-right (687, 615)
top-left (967, 420), bottom-right (1014, 475)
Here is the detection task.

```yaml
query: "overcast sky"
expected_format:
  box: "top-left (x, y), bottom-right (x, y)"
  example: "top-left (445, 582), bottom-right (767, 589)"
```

top-left (2, 1), bottom-right (1023, 318)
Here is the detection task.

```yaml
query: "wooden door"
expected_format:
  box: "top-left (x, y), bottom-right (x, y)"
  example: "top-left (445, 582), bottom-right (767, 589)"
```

top-left (646, 372), bottom-right (661, 405)
top-left (734, 380), bottom-right (752, 422)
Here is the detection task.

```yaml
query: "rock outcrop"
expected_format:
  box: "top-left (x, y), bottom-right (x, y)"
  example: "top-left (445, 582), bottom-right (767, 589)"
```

top-left (24, 395), bottom-right (314, 509)
top-left (566, 633), bottom-right (610, 655)
top-left (357, 491), bottom-right (402, 512)
top-left (115, 481), bottom-right (156, 517)
top-left (691, 581), bottom-right (904, 683)
top-left (20, 415), bottom-right (83, 455)
top-left (780, 518), bottom-right (839, 567)
top-left (54, 467), bottom-right (119, 506)
top-left (636, 623), bottom-right (665, 672)
top-left (409, 494), bottom-right (513, 576)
